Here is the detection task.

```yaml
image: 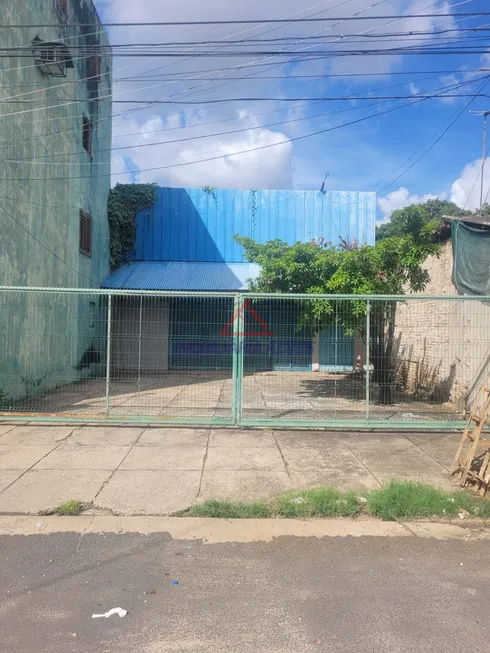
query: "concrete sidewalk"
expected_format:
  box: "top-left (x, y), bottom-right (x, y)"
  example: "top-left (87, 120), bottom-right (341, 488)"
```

top-left (0, 423), bottom-right (461, 515)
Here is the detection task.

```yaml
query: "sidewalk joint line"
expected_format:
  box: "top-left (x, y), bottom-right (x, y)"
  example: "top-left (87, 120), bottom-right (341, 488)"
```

top-left (0, 436), bottom-right (67, 498)
top-left (272, 432), bottom-right (292, 482)
top-left (340, 436), bottom-right (381, 488)
top-left (196, 429), bottom-right (211, 498)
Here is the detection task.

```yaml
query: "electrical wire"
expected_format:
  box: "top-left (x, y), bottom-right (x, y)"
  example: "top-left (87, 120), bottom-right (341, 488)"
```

top-left (1, 0), bottom-right (448, 132)
top-left (4, 28), bottom-right (490, 51)
top-left (4, 69), bottom-right (481, 86)
top-left (324, 75), bottom-right (490, 208)
top-left (0, 0), bottom-right (457, 138)
top-left (0, 0), bottom-right (473, 149)
top-left (2, 12), bottom-right (490, 27)
top-left (11, 69), bottom-right (468, 162)
top-left (2, 77), bottom-right (473, 182)
top-left (0, 0), bottom-right (353, 127)
top-left (6, 46), bottom-right (490, 58)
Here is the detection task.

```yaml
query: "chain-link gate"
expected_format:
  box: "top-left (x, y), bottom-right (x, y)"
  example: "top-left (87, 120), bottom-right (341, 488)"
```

top-left (1, 287), bottom-right (489, 428)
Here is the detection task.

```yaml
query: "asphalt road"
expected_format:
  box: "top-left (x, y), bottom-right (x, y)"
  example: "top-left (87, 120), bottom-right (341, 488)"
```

top-left (1, 531), bottom-right (489, 652)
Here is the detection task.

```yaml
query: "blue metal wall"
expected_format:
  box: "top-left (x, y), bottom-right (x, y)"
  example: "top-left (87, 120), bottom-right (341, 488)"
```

top-left (135, 188), bottom-right (376, 262)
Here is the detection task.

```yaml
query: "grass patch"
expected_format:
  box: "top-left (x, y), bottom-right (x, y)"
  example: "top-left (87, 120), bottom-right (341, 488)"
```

top-left (367, 481), bottom-right (490, 521)
top-left (184, 500), bottom-right (272, 519)
top-left (179, 482), bottom-right (490, 521)
top-left (274, 487), bottom-right (362, 518)
top-left (55, 500), bottom-right (84, 516)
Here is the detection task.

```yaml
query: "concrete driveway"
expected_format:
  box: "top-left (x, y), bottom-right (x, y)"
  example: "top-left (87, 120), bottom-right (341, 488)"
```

top-left (12, 371), bottom-right (460, 422)
top-left (0, 424), bottom-right (460, 515)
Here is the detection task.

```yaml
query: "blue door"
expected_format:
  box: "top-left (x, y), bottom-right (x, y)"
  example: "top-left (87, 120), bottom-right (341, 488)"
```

top-left (319, 326), bottom-right (354, 371)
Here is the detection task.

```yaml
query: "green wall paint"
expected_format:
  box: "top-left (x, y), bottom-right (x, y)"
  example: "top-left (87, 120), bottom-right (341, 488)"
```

top-left (0, 0), bottom-right (112, 400)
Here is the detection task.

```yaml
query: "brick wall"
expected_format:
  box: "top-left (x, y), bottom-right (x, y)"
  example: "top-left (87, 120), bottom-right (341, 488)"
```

top-left (393, 240), bottom-right (490, 412)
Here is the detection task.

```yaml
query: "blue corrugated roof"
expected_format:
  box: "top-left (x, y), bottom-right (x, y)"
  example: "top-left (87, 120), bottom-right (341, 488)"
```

top-left (102, 261), bottom-right (261, 291)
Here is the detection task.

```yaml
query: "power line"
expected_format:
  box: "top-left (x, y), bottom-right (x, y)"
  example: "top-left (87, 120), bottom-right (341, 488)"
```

top-left (0, 0), bottom-right (456, 133)
top-left (4, 46), bottom-right (490, 57)
top-left (4, 69), bottom-right (483, 86)
top-left (0, 83), bottom-right (462, 182)
top-left (7, 91), bottom-right (489, 107)
top-left (13, 69), bottom-right (469, 162)
top-left (328, 76), bottom-right (490, 207)
top-left (0, 0), bottom-right (467, 142)
top-left (0, 1), bottom-right (357, 128)
top-left (1, 13), bottom-right (490, 27)
top-left (4, 28), bottom-right (490, 50)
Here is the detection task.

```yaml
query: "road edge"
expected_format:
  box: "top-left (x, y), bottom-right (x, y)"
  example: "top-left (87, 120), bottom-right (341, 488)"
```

top-left (0, 516), bottom-right (489, 541)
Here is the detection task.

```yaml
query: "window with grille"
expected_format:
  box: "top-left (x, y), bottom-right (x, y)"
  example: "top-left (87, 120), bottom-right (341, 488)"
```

top-left (80, 211), bottom-right (92, 256)
top-left (82, 116), bottom-right (92, 156)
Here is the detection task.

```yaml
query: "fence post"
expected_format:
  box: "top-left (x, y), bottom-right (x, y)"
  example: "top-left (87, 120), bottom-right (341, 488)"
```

top-left (231, 294), bottom-right (244, 426)
top-left (365, 299), bottom-right (371, 421)
top-left (137, 295), bottom-right (143, 393)
top-left (105, 295), bottom-right (112, 417)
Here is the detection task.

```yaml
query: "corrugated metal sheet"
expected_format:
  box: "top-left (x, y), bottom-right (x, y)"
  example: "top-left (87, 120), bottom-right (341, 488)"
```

top-left (134, 188), bottom-right (376, 262)
top-left (102, 261), bottom-right (261, 291)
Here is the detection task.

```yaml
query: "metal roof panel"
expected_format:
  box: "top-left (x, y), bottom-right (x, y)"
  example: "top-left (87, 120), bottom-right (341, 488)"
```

top-left (101, 261), bottom-right (261, 291)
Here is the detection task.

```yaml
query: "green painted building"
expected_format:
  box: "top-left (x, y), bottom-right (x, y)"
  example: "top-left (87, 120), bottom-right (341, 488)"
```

top-left (0, 0), bottom-right (112, 401)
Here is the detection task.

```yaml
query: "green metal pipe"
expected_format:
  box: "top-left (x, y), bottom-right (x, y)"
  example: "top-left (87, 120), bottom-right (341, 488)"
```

top-left (365, 299), bottom-right (371, 421)
top-left (0, 287), bottom-right (489, 302)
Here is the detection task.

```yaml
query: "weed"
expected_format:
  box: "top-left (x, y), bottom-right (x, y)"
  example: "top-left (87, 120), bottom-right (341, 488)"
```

top-left (275, 487), bottom-right (362, 518)
top-left (56, 500), bottom-right (84, 516)
top-left (183, 500), bottom-right (271, 519)
top-left (179, 481), bottom-right (490, 521)
top-left (367, 481), bottom-right (489, 521)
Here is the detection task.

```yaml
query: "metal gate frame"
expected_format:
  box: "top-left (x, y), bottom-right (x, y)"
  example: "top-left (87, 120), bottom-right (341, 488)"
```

top-left (1, 287), bottom-right (489, 430)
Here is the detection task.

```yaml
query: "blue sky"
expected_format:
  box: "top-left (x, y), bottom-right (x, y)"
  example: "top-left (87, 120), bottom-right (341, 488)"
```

top-left (94, 0), bottom-right (490, 221)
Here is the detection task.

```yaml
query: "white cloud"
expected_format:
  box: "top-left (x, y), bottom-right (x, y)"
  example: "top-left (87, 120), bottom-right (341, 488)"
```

top-left (377, 187), bottom-right (444, 222)
top-left (407, 82), bottom-right (420, 96)
top-left (100, 0), bottom-right (462, 192)
top-left (111, 112), bottom-right (293, 188)
top-left (377, 155), bottom-right (490, 224)
top-left (450, 158), bottom-right (490, 211)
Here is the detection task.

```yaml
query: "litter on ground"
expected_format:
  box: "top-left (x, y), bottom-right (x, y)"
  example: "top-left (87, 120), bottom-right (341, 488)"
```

top-left (92, 608), bottom-right (128, 619)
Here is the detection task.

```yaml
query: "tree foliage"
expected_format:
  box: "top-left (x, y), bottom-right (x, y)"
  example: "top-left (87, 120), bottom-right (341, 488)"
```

top-left (108, 183), bottom-right (158, 269)
top-left (376, 198), bottom-right (470, 242)
top-left (235, 219), bottom-right (440, 403)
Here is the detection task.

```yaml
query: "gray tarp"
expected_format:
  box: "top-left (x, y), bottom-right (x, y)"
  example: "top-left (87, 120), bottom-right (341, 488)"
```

top-left (451, 220), bottom-right (490, 296)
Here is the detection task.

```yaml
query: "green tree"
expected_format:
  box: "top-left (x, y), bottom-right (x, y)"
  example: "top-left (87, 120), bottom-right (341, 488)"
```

top-left (236, 228), bottom-right (440, 404)
top-left (376, 198), bottom-right (469, 242)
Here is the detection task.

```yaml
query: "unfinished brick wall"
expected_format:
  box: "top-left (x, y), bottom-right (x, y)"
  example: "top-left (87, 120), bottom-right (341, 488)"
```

top-left (393, 240), bottom-right (490, 412)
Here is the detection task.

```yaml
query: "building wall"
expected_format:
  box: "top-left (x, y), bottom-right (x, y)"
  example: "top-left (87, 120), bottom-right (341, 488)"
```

top-left (393, 241), bottom-right (490, 411)
top-left (0, 0), bottom-right (112, 400)
top-left (112, 298), bottom-right (170, 374)
top-left (135, 188), bottom-right (376, 262)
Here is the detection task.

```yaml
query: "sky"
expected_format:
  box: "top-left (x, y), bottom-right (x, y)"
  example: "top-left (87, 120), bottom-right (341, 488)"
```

top-left (94, 0), bottom-right (490, 223)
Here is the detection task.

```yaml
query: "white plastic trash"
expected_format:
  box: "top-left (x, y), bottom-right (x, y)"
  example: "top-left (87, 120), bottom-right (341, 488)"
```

top-left (92, 608), bottom-right (128, 619)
